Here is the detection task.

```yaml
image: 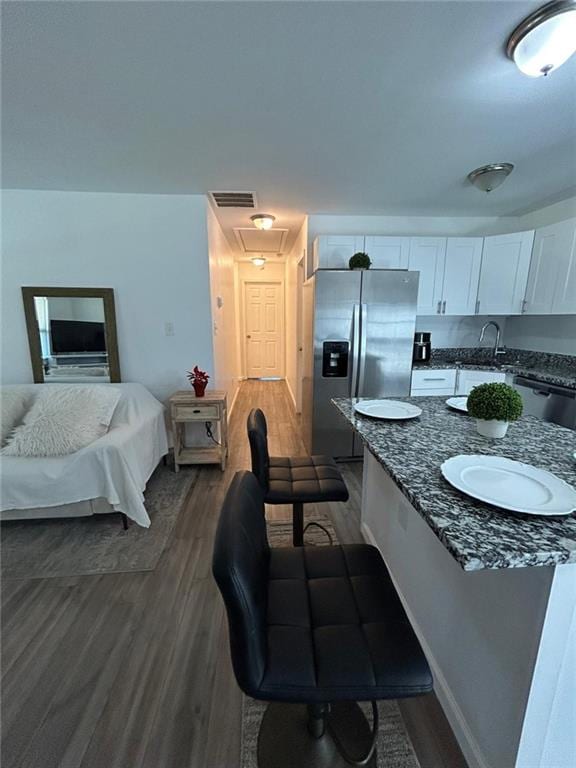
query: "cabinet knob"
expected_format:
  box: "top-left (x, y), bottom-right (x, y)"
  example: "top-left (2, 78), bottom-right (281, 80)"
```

top-left (246, 335), bottom-right (251, 338)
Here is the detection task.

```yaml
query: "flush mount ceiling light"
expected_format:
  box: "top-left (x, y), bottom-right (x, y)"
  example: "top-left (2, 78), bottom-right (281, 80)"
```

top-left (251, 256), bottom-right (267, 267)
top-left (250, 213), bottom-right (276, 230)
top-left (506, 0), bottom-right (576, 77)
top-left (467, 163), bottom-right (514, 193)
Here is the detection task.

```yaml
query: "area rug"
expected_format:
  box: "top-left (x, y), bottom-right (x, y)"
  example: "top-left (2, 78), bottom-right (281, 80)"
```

top-left (266, 510), bottom-right (337, 547)
top-left (244, 512), bottom-right (421, 768)
top-left (241, 696), bottom-right (421, 768)
top-left (1, 464), bottom-right (197, 580)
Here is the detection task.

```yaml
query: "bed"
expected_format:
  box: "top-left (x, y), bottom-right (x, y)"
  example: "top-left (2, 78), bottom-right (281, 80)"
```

top-left (0, 383), bottom-right (168, 527)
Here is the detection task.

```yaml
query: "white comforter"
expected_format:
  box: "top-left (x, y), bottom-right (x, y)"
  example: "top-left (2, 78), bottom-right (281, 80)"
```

top-left (0, 383), bottom-right (168, 527)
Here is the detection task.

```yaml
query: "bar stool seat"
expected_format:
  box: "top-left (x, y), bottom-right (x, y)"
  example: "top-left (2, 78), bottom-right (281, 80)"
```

top-left (212, 471), bottom-right (433, 768)
top-left (247, 409), bottom-right (349, 545)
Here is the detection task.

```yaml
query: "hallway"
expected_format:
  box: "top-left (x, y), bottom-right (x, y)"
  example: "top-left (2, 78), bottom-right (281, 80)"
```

top-left (1, 380), bottom-right (465, 768)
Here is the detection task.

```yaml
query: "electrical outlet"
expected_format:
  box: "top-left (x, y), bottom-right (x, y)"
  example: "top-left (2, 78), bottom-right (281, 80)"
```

top-left (164, 321), bottom-right (175, 337)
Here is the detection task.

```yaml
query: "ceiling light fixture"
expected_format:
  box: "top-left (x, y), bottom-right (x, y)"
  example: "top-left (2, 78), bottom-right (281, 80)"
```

top-left (250, 214), bottom-right (276, 230)
top-left (467, 163), bottom-right (514, 193)
top-left (251, 256), bottom-right (266, 267)
top-left (506, 0), bottom-right (576, 77)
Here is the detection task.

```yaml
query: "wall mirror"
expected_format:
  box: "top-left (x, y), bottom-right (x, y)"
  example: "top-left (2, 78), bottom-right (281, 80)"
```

top-left (22, 287), bottom-right (121, 383)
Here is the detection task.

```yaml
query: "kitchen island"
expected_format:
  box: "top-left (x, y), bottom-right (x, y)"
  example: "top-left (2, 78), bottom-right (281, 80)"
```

top-left (333, 396), bottom-right (576, 768)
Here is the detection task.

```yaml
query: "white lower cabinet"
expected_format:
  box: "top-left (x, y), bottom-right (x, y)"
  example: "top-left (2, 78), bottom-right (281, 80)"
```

top-left (410, 368), bottom-right (506, 397)
top-left (455, 369), bottom-right (506, 396)
top-left (411, 369), bottom-right (456, 396)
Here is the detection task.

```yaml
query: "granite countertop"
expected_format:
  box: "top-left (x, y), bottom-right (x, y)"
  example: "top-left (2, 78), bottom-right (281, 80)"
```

top-left (412, 348), bottom-right (576, 390)
top-left (332, 396), bottom-right (576, 572)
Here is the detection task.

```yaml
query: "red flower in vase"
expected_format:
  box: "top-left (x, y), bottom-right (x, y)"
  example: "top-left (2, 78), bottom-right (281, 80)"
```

top-left (187, 365), bottom-right (210, 396)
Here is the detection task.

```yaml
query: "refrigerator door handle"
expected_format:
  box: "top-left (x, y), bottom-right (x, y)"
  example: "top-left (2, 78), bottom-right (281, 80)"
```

top-left (357, 303), bottom-right (368, 396)
top-left (350, 303), bottom-right (360, 398)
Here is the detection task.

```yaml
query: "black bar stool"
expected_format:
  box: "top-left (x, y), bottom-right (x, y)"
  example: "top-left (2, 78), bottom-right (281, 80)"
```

top-left (247, 408), bottom-right (349, 546)
top-left (213, 471), bottom-right (433, 768)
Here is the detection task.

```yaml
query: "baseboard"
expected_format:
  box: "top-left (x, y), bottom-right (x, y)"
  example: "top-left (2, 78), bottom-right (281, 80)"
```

top-left (228, 381), bottom-right (240, 418)
top-left (285, 378), bottom-right (297, 411)
top-left (361, 521), bottom-right (491, 768)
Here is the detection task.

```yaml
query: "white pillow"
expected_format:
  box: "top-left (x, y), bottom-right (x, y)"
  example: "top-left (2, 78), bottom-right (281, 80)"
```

top-left (1, 388), bottom-right (33, 445)
top-left (2, 386), bottom-right (121, 457)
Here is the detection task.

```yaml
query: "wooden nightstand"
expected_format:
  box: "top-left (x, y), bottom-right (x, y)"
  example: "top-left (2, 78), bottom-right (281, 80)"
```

top-left (168, 390), bottom-right (228, 472)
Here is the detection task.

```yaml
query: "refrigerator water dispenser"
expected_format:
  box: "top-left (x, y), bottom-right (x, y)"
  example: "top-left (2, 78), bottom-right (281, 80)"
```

top-left (322, 341), bottom-right (349, 377)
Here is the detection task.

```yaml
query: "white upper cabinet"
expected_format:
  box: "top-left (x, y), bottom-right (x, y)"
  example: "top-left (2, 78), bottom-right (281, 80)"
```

top-left (313, 235), bottom-right (366, 271)
top-left (477, 231), bottom-right (534, 315)
top-left (364, 236), bottom-right (410, 269)
top-left (408, 237), bottom-right (447, 315)
top-left (524, 218), bottom-right (576, 314)
top-left (442, 238), bottom-right (483, 316)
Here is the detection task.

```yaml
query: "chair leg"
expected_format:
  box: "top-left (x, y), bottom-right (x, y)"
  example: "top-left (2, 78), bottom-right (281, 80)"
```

top-left (292, 502), bottom-right (304, 546)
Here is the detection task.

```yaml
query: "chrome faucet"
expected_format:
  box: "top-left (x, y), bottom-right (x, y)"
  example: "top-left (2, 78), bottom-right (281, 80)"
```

top-left (478, 321), bottom-right (505, 360)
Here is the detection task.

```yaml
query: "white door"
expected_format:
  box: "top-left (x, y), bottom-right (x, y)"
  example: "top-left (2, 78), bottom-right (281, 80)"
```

top-left (364, 236), bottom-right (410, 269)
top-left (523, 221), bottom-right (574, 314)
top-left (244, 282), bottom-right (284, 378)
top-left (442, 238), bottom-right (483, 315)
top-left (552, 219), bottom-right (576, 314)
top-left (408, 237), bottom-right (447, 315)
top-left (313, 235), bottom-right (365, 270)
top-left (477, 231), bottom-right (534, 315)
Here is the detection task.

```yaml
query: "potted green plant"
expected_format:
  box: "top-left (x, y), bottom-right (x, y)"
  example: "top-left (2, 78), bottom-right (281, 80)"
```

top-left (348, 252), bottom-right (371, 270)
top-left (187, 365), bottom-right (210, 397)
top-left (467, 382), bottom-right (523, 438)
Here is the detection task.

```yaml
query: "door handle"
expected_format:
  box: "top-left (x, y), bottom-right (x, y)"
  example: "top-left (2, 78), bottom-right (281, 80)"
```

top-left (436, 301), bottom-right (441, 314)
top-left (357, 303), bottom-right (368, 396)
top-left (475, 300), bottom-right (480, 314)
top-left (350, 304), bottom-right (360, 398)
top-left (442, 300), bottom-right (446, 314)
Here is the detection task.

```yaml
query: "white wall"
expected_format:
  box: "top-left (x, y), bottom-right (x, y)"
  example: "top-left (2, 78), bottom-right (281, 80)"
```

top-left (207, 204), bottom-right (240, 411)
top-left (1, 190), bottom-right (214, 401)
top-left (307, 213), bottom-right (522, 244)
top-left (517, 196), bottom-right (576, 230)
top-left (235, 260), bottom-right (286, 379)
top-left (505, 315), bottom-right (576, 357)
top-left (416, 316), bottom-right (508, 350)
top-left (285, 218), bottom-right (308, 410)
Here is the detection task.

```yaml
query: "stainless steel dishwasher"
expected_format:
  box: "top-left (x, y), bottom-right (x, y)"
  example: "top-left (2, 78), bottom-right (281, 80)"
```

top-left (513, 376), bottom-right (576, 430)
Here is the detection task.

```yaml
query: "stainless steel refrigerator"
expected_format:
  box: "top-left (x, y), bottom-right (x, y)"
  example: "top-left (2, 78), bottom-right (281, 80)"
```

top-left (302, 269), bottom-right (419, 458)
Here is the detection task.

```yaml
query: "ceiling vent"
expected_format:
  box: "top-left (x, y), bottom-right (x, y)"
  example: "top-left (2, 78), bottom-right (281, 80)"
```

top-left (210, 191), bottom-right (257, 208)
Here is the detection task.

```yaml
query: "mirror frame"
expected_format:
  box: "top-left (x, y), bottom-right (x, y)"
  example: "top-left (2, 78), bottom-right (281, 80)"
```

top-left (21, 286), bottom-right (121, 383)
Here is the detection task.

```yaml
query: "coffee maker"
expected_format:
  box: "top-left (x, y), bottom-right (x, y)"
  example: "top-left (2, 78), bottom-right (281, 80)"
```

top-left (413, 332), bottom-right (431, 363)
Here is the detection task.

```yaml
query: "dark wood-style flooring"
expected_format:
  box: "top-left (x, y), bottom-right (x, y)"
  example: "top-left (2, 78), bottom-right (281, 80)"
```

top-left (1, 380), bottom-right (467, 768)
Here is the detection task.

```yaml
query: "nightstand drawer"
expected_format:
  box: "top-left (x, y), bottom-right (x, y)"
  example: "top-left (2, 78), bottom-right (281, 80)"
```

top-left (173, 404), bottom-right (220, 421)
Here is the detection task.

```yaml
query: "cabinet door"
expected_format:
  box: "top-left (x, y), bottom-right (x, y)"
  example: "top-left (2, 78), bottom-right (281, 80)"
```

top-left (442, 238), bottom-right (483, 315)
top-left (313, 235), bottom-right (365, 271)
top-left (552, 219), bottom-right (576, 314)
top-left (408, 238), bottom-right (446, 315)
top-left (364, 236), bottom-right (410, 269)
top-left (456, 370), bottom-right (506, 396)
top-left (477, 231), bottom-right (534, 315)
top-left (524, 220), bottom-right (576, 314)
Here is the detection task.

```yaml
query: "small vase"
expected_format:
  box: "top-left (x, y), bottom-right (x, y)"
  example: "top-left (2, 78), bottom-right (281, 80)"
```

top-left (476, 419), bottom-right (509, 438)
top-left (193, 382), bottom-right (207, 398)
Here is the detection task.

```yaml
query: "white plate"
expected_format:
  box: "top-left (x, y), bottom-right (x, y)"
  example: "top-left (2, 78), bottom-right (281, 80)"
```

top-left (353, 399), bottom-right (422, 420)
top-left (446, 397), bottom-right (468, 413)
top-left (441, 455), bottom-right (576, 517)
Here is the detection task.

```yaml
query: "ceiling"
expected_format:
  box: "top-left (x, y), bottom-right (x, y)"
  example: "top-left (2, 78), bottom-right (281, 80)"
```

top-left (3, 1), bottom-right (576, 256)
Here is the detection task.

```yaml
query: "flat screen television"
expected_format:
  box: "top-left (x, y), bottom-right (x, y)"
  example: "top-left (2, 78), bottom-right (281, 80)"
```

top-left (50, 319), bottom-right (106, 354)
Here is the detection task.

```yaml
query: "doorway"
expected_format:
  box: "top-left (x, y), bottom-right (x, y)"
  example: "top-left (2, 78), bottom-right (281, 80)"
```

top-left (243, 281), bottom-right (284, 379)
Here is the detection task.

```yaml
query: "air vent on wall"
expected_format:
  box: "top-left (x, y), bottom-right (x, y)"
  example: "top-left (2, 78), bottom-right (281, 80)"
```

top-left (210, 191), bottom-right (256, 208)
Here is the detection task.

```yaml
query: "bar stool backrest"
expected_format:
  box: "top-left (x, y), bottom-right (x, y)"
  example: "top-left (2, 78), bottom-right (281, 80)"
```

top-left (247, 408), bottom-right (270, 490)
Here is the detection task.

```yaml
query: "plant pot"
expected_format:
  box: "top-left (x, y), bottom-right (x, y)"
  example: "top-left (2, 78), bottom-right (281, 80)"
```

top-left (476, 419), bottom-right (509, 438)
top-left (192, 382), bottom-right (207, 397)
